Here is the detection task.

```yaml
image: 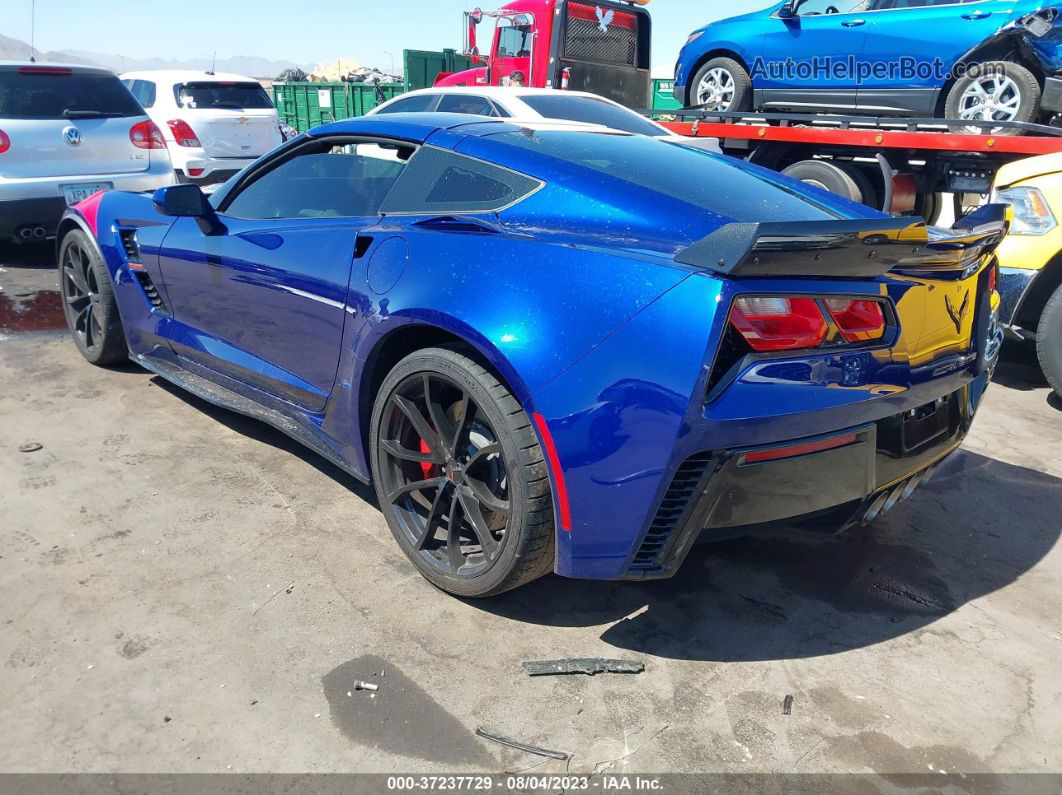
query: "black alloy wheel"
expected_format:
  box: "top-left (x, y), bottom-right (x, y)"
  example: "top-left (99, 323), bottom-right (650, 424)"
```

top-left (370, 347), bottom-right (555, 597)
top-left (58, 229), bottom-right (127, 365)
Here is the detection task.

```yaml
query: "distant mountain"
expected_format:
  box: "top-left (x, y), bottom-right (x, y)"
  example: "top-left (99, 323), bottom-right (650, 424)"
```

top-left (0, 33), bottom-right (313, 78)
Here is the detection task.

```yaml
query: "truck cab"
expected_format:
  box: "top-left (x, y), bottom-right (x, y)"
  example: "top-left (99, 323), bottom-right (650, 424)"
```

top-left (435, 0), bottom-right (652, 110)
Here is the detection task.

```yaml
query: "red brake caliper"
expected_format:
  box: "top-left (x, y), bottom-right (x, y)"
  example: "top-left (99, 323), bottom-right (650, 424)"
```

top-left (419, 438), bottom-right (435, 479)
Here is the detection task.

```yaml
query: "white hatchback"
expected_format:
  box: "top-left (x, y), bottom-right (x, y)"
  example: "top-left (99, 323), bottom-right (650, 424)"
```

top-left (121, 70), bottom-right (283, 187)
top-left (0, 62), bottom-right (175, 244)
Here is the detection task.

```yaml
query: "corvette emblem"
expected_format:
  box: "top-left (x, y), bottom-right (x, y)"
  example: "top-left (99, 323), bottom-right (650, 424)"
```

top-left (595, 5), bottom-right (614, 32)
top-left (945, 291), bottom-right (970, 334)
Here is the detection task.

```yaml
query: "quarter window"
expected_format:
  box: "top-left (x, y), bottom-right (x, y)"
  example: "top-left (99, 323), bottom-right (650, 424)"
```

top-left (223, 139), bottom-right (413, 220)
top-left (374, 95), bottom-right (438, 114)
top-left (380, 146), bottom-right (541, 214)
top-left (128, 79), bottom-right (156, 109)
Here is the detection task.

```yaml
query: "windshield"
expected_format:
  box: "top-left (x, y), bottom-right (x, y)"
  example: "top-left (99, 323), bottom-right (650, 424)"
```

top-left (0, 70), bottom-right (143, 119)
top-left (175, 81), bottom-right (273, 110)
top-left (518, 94), bottom-right (663, 136)
top-left (497, 129), bottom-right (842, 222)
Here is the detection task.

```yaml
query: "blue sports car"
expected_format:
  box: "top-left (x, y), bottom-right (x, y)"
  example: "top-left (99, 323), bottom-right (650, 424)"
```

top-left (57, 114), bottom-right (1004, 597)
top-left (674, 0), bottom-right (1053, 125)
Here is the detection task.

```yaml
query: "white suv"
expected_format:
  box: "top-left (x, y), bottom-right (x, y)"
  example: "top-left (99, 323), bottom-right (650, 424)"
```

top-left (0, 62), bottom-right (175, 244)
top-left (121, 70), bottom-right (283, 187)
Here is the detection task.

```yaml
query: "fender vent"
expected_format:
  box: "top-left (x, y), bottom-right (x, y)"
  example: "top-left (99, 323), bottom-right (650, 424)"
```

top-left (133, 271), bottom-right (167, 313)
top-left (118, 228), bottom-right (141, 265)
top-left (629, 452), bottom-right (714, 573)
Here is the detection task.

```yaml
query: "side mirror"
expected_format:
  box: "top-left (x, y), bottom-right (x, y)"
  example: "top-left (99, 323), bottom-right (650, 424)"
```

top-left (153, 183), bottom-right (211, 217)
top-left (778, 0), bottom-right (798, 18)
top-left (153, 183), bottom-right (226, 235)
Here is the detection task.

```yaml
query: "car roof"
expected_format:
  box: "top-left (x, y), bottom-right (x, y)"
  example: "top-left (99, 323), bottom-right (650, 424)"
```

top-left (307, 112), bottom-right (626, 143)
top-left (391, 86), bottom-right (608, 101)
top-left (0, 61), bottom-right (115, 76)
top-left (119, 69), bottom-right (260, 83)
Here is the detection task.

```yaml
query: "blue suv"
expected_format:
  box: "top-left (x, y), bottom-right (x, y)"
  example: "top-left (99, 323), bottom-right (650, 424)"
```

top-left (674, 0), bottom-right (1051, 126)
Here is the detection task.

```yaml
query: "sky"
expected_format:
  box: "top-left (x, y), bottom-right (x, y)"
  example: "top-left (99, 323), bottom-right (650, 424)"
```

top-left (6, 0), bottom-right (770, 76)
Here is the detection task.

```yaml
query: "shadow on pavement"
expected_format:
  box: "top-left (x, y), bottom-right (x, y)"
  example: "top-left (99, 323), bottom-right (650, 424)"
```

top-left (0, 242), bottom-right (54, 269)
top-left (992, 338), bottom-right (1047, 392)
top-left (150, 376), bottom-right (378, 507)
top-left (473, 450), bottom-right (1061, 662)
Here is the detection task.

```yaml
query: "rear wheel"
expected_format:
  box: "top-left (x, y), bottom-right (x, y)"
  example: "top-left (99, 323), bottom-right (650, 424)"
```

top-left (782, 160), bottom-right (863, 203)
top-left (1037, 282), bottom-right (1062, 398)
top-left (690, 57), bottom-right (752, 112)
top-left (369, 347), bottom-right (555, 597)
top-left (58, 229), bottom-right (127, 366)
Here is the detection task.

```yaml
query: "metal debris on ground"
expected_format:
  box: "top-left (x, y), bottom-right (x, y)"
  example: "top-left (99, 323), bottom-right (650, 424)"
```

top-left (522, 658), bottom-right (645, 677)
top-left (783, 695), bottom-right (794, 715)
top-left (18, 442), bottom-right (43, 453)
top-left (475, 728), bottom-right (570, 760)
top-left (352, 680), bottom-right (378, 692)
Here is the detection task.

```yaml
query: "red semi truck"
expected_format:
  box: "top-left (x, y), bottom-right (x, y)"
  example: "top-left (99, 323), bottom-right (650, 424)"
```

top-left (435, 0), bottom-right (652, 109)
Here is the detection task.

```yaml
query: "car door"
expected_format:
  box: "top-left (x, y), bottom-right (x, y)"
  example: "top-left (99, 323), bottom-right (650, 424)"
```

top-left (157, 137), bottom-right (411, 411)
top-left (756, 0), bottom-right (872, 111)
top-left (857, 0), bottom-right (1028, 114)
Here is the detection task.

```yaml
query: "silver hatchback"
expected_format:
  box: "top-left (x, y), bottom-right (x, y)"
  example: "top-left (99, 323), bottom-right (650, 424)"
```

top-left (0, 63), bottom-right (175, 244)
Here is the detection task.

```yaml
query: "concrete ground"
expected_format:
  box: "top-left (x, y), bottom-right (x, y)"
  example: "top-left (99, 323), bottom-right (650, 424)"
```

top-left (1, 244), bottom-right (1061, 778)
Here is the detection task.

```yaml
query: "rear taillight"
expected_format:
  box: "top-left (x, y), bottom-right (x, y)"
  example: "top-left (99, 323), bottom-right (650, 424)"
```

top-left (0, 129), bottom-right (9, 155)
top-left (729, 295), bottom-right (888, 353)
top-left (730, 296), bottom-right (827, 352)
top-left (166, 119), bottom-right (201, 148)
top-left (988, 263), bottom-right (999, 294)
top-left (187, 167), bottom-right (204, 177)
top-left (129, 120), bottom-right (165, 149)
top-left (824, 299), bottom-right (886, 343)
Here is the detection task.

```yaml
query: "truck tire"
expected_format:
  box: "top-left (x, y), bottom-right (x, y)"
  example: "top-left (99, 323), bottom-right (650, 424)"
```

top-left (689, 57), bottom-right (752, 112)
top-left (782, 160), bottom-right (863, 203)
top-left (945, 61), bottom-right (1041, 135)
top-left (1036, 282), bottom-right (1062, 398)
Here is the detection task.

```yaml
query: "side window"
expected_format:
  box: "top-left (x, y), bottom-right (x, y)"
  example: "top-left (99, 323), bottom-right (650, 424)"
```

top-left (223, 139), bottom-right (414, 220)
top-left (796, 0), bottom-right (845, 14)
top-left (436, 94), bottom-right (499, 116)
top-left (375, 95), bottom-right (438, 114)
top-left (130, 80), bottom-right (156, 109)
top-left (380, 147), bottom-right (541, 215)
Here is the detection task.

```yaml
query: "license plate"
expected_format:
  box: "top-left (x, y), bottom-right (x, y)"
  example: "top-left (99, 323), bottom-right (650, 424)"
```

top-left (61, 182), bottom-right (112, 206)
top-left (902, 395), bottom-right (953, 452)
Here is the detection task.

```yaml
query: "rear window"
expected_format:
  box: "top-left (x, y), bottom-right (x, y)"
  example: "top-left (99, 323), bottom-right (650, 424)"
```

top-left (175, 81), bottom-right (273, 110)
top-left (497, 130), bottom-right (838, 221)
top-left (375, 95), bottom-right (438, 114)
top-left (518, 95), bottom-right (661, 136)
top-left (0, 70), bottom-right (143, 120)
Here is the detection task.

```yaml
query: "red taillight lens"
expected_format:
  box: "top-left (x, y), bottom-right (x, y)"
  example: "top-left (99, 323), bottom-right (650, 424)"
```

top-left (988, 264), bottom-right (999, 294)
top-left (824, 299), bottom-right (886, 343)
top-left (129, 120), bottom-right (166, 149)
top-left (0, 129), bottom-right (9, 155)
top-left (187, 167), bottom-right (204, 177)
top-left (18, 66), bottom-right (72, 75)
top-left (166, 119), bottom-right (201, 148)
top-left (730, 296), bottom-right (828, 352)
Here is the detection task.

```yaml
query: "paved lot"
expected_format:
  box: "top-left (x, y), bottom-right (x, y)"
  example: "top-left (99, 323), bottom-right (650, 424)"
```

top-left (1, 245), bottom-right (1061, 777)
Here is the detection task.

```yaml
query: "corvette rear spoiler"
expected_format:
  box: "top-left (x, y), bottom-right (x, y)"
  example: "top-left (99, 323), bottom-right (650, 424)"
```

top-left (675, 204), bottom-right (1011, 278)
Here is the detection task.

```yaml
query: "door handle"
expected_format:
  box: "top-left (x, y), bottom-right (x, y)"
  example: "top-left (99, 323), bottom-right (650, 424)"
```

top-left (962, 10), bottom-right (991, 19)
top-left (841, 19), bottom-right (866, 27)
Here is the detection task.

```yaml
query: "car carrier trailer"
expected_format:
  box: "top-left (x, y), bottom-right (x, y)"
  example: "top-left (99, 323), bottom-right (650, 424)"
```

top-left (657, 110), bottom-right (1062, 224)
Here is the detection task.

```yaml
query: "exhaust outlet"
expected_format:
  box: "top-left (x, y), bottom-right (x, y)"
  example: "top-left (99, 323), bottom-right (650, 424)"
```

top-left (18, 227), bottom-right (34, 240)
top-left (32, 226), bottom-right (46, 239)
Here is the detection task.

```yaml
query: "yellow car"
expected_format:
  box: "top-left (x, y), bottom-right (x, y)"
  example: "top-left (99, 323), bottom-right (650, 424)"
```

top-left (992, 152), bottom-right (1062, 398)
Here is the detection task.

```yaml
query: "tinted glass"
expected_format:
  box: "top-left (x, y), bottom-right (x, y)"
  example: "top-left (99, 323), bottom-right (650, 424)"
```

top-left (517, 94), bottom-right (662, 136)
top-left (374, 95), bottom-right (437, 114)
top-left (224, 140), bottom-right (411, 220)
top-left (0, 71), bottom-right (143, 119)
top-left (435, 94), bottom-right (499, 116)
top-left (497, 21), bottom-right (533, 57)
top-left (129, 79), bottom-right (157, 109)
top-left (381, 147), bottom-right (540, 214)
top-left (497, 130), bottom-right (838, 221)
top-left (175, 81), bottom-right (273, 110)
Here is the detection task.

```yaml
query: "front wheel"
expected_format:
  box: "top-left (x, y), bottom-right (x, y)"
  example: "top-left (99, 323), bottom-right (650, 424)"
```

top-left (945, 61), bottom-right (1041, 135)
top-left (369, 347), bottom-right (555, 597)
top-left (58, 229), bottom-right (128, 366)
top-left (689, 57), bottom-right (752, 113)
top-left (1037, 282), bottom-right (1062, 399)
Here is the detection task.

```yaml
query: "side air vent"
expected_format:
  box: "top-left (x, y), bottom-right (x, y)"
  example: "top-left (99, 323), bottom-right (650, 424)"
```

top-left (629, 452), bottom-right (715, 573)
top-left (118, 228), bottom-right (142, 265)
top-left (134, 271), bottom-right (167, 313)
